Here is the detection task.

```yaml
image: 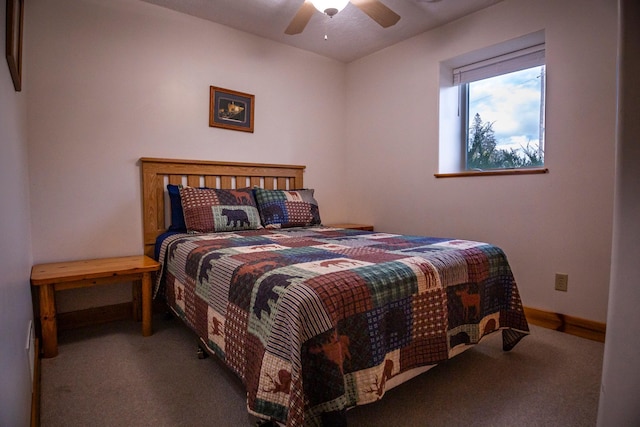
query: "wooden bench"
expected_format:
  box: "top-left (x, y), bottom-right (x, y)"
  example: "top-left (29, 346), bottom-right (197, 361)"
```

top-left (31, 255), bottom-right (161, 358)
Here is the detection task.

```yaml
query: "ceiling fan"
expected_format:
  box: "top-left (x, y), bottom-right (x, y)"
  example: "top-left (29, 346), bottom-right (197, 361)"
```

top-left (285, 0), bottom-right (401, 35)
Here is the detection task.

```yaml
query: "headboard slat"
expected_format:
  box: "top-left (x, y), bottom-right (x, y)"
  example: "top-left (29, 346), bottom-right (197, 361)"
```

top-left (140, 158), bottom-right (305, 257)
top-left (204, 176), bottom-right (217, 188)
top-left (265, 178), bottom-right (275, 190)
top-left (237, 176), bottom-right (249, 188)
top-left (187, 175), bottom-right (200, 187)
top-left (220, 176), bottom-right (233, 189)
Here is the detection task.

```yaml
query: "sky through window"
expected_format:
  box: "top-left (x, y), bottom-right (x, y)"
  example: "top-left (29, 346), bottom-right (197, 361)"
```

top-left (468, 66), bottom-right (545, 157)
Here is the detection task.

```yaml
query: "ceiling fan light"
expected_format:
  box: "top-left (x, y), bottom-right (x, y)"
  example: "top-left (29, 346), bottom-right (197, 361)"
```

top-left (310, 0), bottom-right (350, 16)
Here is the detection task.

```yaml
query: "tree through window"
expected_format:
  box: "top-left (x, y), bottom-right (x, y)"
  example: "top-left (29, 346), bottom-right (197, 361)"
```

top-left (465, 65), bottom-right (546, 170)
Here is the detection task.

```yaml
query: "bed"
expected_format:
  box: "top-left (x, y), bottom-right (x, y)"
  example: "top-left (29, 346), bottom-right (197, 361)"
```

top-left (140, 157), bottom-right (529, 427)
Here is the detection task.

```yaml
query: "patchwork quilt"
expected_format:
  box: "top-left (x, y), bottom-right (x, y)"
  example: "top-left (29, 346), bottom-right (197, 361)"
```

top-left (155, 227), bottom-right (529, 426)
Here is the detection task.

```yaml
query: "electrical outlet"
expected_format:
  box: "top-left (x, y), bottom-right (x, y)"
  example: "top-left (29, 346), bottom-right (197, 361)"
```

top-left (555, 273), bottom-right (568, 292)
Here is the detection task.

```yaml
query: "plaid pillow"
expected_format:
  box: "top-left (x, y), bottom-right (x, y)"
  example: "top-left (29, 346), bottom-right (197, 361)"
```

top-left (253, 188), bottom-right (321, 229)
top-left (179, 187), bottom-right (262, 233)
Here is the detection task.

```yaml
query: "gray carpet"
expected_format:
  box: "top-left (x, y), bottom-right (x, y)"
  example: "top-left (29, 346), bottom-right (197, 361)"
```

top-left (41, 315), bottom-right (604, 427)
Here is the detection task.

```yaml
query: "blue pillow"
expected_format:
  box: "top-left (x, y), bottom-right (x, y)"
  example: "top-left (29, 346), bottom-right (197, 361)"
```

top-left (167, 184), bottom-right (187, 232)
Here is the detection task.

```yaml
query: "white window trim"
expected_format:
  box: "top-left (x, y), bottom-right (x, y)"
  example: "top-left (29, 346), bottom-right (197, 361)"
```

top-left (437, 31), bottom-right (547, 176)
top-left (453, 44), bottom-right (545, 85)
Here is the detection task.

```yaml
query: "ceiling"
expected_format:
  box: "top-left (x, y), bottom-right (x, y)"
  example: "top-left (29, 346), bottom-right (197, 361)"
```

top-left (140, 0), bottom-right (504, 63)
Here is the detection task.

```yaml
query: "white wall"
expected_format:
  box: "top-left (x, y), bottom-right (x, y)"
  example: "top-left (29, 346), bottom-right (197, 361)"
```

top-left (345, 0), bottom-right (618, 323)
top-left (0, 0), bottom-right (34, 424)
top-left (27, 0), bottom-right (348, 311)
top-left (597, 0), bottom-right (640, 424)
top-left (26, 0), bottom-right (619, 322)
top-left (13, 0), bottom-right (626, 423)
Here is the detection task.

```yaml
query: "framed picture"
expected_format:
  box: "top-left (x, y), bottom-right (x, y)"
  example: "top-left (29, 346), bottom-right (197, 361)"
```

top-left (6, 0), bottom-right (24, 91)
top-left (209, 86), bottom-right (254, 133)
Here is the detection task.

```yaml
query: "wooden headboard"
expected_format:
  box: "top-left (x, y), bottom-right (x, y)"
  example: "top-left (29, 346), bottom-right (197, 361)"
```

top-left (140, 157), bottom-right (305, 257)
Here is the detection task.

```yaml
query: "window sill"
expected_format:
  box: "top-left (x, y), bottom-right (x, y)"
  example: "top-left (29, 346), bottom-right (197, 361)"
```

top-left (434, 168), bottom-right (548, 178)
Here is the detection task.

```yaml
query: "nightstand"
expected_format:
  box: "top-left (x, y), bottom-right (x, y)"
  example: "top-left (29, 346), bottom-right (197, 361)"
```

top-left (30, 255), bottom-right (161, 358)
top-left (326, 223), bottom-right (374, 231)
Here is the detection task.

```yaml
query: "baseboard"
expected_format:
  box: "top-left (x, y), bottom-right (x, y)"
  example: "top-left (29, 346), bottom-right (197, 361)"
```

top-left (31, 337), bottom-right (40, 427)
top-left (57, 300), bottom-right (168, 331)
top-left (524, 306), bottom-right (606, 342)
top-left (54, 303), bottom-right (606, 342)
top-left (58, 302), bottom-right (134, 331)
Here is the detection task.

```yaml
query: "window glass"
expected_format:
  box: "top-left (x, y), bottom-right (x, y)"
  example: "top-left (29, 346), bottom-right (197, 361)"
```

top-left (465, 65), bottom-right (545, 170)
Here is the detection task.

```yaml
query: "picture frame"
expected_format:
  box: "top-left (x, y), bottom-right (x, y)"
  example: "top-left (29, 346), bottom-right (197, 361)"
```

top-left (6, 0), bottom-right (24, 92)
top-left (209, 86), bottom-right (254, 133)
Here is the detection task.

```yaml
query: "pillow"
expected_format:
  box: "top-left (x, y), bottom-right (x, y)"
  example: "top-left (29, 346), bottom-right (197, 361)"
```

top-left (167, 184), bottom-right (187, 232)
top-left (179, 187), bottom-right (262, 233)
top-left (253, 188), bottom-right (321, 229)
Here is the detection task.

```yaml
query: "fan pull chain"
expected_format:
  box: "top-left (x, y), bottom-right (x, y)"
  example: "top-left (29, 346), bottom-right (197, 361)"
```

top-left (323, 12), bottom-right (334, 41)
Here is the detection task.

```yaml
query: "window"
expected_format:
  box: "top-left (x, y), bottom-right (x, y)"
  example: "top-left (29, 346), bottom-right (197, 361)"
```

top-left (437, 32), bottom-right (547, 177)
top-left (456, 45), bottom-right (546, 171)
top-left (466, 67), bottom-right (546, 170)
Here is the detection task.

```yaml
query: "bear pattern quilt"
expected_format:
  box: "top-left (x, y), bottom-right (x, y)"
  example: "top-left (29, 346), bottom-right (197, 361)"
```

top-left (155, 226), bottom-right (529, 426)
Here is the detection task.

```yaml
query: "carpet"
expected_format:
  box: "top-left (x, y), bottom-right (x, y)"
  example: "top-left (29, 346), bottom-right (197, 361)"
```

top-left (40, 315), bottom-right (603, 426)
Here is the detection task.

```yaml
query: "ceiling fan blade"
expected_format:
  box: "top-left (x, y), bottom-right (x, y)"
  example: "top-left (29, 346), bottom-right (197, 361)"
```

top-left (285, 1), bottom-right (316, 35)
top-left (350, 0), bottom-right (401, 28)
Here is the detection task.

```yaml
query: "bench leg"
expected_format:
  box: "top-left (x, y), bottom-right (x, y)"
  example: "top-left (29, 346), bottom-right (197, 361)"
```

top-left (141, 272), bottom-right (152, 336)
top-left (39, 284), bottom-right (58, 358)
